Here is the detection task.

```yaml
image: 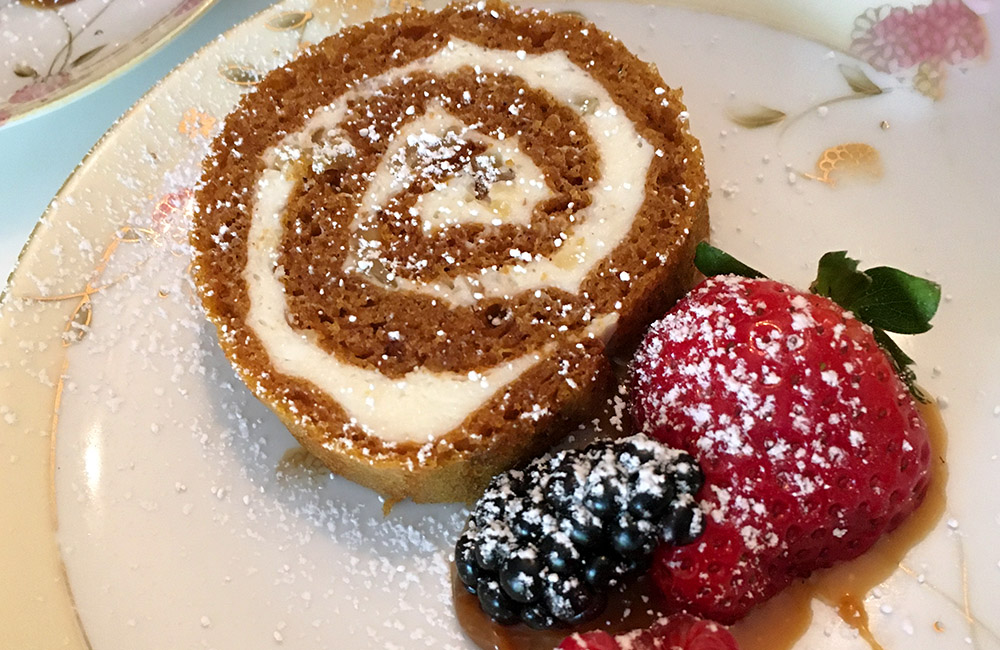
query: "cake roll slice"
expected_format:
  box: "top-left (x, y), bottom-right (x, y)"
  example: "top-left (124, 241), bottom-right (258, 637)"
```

top-left (191, 0), bottom-right (709, 503)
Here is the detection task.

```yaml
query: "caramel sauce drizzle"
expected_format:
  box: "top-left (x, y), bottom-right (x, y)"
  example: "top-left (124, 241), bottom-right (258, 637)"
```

top-left (456, 401), bottom-right (948, 650)
top-left (730, 400), bottom-right (947, 650)
top-left (453, 573), bottom-right (670, 650)
top-left (836, 595), bottom-right (885, 650)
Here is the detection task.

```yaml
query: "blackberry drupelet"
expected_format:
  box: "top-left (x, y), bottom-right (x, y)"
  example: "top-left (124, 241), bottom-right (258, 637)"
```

top-left (455, 434), bottom-right (704, 629)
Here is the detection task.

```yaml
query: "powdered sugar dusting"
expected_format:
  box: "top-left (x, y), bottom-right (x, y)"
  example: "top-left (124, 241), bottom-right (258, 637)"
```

top-left (29, 148), bottom-right (471, 648)
top-left (632, 274), bottom-right (933, 622)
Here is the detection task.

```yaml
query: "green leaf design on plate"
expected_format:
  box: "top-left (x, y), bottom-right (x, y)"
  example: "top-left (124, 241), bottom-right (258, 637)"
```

top-left (693, 242), bottom-right (766, 279)
top-left (839, 64), bottom-right (883, 96)
top-left (266, 10), bottom-right (312, 31)
top-left (219, 63), bottom-right (262, 86)
top-left (71, 45), bottom-right (106, 68)
top-left (14, 63), bottom-right (38, 78)
top-left (727, 104), bottom-right (786, 128)
top-left (66, 299), bottom-right (93, 345)
top-left (851, 266), bottom-right (941, 334)
top-left (119, 227), bottom-right (142, 244)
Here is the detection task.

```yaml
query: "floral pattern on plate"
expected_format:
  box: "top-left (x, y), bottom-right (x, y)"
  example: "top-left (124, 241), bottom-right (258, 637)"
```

top-left (850, 0), bottom-right (989, 99)
top-left (1, 0), bottom-right (998, 649)
top-left (0, 0), bottom-right (217, 127)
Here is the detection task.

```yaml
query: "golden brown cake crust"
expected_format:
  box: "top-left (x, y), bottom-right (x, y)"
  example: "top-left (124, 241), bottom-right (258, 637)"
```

top-left (190, 0), bottom-right (709, 503)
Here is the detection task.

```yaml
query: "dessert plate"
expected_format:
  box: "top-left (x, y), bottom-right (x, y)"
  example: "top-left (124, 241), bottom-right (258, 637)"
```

top-left (1, 0), bottom-right (998, 648)
top-left (0, 0), bottom-right (218, 127)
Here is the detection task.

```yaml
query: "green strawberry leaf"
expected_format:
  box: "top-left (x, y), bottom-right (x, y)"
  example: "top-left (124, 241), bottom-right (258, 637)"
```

top-left (810, 251), bottom-right (871, 307)
top-left (851, 266), bottom-right (941, 334)
top-left (688, 243), bottom-right (939, 401)
top-left (808, 255), bottom-right (938, 399)
top-left (872, 329), bottom-right (927, 401)
top-left (694, 242), bottom-right (766, 279)
top-left (871, 327), bottom-right (914, 367)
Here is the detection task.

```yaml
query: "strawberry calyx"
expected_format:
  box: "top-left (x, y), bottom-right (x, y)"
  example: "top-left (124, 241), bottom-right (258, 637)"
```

top-left (693, 242), bottom-right (941, 400)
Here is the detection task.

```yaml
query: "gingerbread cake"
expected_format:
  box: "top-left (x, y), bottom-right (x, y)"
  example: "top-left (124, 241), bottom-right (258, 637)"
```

top-left (190, 0), bottom-right (709, 503)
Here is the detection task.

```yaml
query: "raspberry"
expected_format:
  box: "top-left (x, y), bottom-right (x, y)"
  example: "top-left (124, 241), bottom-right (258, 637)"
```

top-left (558, 630), bottom-right (620, 650)
top-left (455, 435), bottom-right (703, 628)
top-left (650, 614), bottom-right (741, 650)
top-left (631, 275), bottom-right (932, 623)
top-left (557, 614), bottom-right (740, 650)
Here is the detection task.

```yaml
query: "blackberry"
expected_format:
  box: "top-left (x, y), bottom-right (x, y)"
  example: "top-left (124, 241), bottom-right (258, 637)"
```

top-left (454, 434), bottom-right (704, 629)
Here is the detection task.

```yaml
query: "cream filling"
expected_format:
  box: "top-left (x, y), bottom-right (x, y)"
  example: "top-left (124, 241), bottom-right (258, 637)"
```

top-left (413, 171), bottom-right (539, 230)
top-left (244, 40), bottom-right (648, 443)
top-left (248, 170), bottom-right (569, 443)
top-left (359, 104), bottom-right (550, 232)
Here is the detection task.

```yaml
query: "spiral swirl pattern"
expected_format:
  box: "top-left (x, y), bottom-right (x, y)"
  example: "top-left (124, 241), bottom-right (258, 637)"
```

top-left (192, 1), bottom-right (708, 500)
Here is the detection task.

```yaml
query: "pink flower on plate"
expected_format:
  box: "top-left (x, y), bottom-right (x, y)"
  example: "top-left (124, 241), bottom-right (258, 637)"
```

top-left (850, 0), bottom-right (988, 73)
top-left (7, 73), bottom-right (71, 105)
top-left (150, 188), bottom-right (195, 237)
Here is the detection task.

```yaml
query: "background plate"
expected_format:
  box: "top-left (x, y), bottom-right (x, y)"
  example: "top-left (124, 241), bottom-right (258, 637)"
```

top-left (0, 0), bottom-right (218, 127)
top-left (1, 0), bottom-right (998, 648)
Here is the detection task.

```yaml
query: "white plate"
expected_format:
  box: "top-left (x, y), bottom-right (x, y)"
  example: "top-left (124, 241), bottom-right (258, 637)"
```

top-left (0, 0), bottom-right (218, 127)
top-left (1, 0), bottom-right (998, 648)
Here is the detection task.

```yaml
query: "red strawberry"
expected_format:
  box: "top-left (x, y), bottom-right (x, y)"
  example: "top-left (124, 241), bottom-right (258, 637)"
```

top-left (556, 614), bottom-right (740, 650)
top-left (630, 275), bottom-right (932, 623)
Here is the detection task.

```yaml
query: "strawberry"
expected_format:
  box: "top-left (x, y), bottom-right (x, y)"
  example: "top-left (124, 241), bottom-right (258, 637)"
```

top-left (630, 246), bottom-right (940, 623)
top-left (557, 614), bottom-right (740, 650)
